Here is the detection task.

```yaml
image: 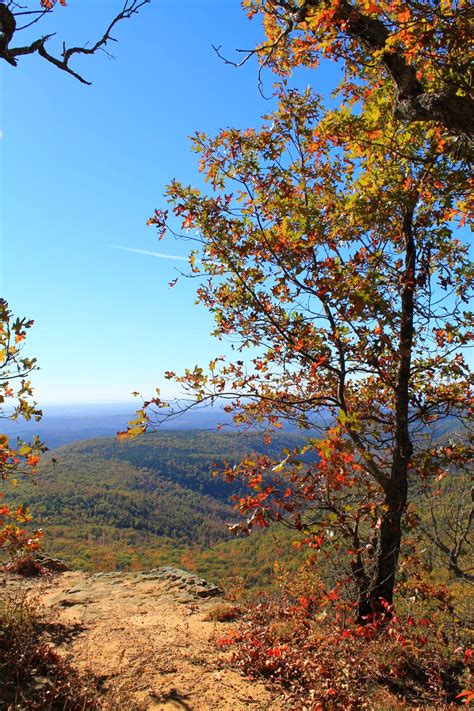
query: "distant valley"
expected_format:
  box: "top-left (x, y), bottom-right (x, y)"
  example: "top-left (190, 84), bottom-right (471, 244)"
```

top-left (3, 405), bottom-right (466, 589)
top-left (6, 428), bottom-right (308, 586)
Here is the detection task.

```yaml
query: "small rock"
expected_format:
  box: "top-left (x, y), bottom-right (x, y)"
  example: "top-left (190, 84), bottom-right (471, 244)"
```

top-left (32, 675), bottom-right (53, 691)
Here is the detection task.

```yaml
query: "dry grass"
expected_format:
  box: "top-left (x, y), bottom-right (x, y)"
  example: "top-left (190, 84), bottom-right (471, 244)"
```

top-left (0, 583), bottom-right (102, 710)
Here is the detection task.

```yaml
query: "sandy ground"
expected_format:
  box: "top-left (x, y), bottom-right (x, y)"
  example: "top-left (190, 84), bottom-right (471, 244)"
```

top-left (1, 569), bottom-right (282, 711)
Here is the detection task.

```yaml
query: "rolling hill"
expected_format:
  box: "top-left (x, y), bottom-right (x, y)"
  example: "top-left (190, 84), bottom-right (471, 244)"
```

top-left (5, 430), bottom-right (308, 580)
top-left (4, 424), bottom-right (469, 589)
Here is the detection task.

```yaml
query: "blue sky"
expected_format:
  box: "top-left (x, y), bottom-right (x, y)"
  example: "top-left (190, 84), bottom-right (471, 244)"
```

top-left (0, 1), bottom-right (341, 405)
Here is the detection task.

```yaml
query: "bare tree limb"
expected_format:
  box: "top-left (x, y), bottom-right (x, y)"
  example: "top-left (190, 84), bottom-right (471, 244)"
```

top-left (1, 0), bottom-right (150, 83)
top-left (420, 482), bottom-right (474, 583)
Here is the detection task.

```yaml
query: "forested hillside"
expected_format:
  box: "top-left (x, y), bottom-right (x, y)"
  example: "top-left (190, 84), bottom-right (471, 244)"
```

top-left (70, 430), bottom-right (309, 498)
top-left (6, 431), bottom-right (308, 578)
top-left (7, 426), bottom-right (468, 592)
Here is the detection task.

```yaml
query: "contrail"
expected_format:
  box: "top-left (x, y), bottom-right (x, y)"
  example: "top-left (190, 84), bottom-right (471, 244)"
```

top-left (112, 245), bottom-right (190, 262)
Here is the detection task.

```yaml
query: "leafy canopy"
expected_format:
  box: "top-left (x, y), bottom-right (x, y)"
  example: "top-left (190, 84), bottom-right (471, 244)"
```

top-left (0, 300), bottom-right (45, 554)
top-left (127, 0), bottom-right (472, 618)
top-left (242, 0), bottom-right (473, 141)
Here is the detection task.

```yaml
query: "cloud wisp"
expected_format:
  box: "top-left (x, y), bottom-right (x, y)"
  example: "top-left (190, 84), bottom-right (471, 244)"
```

top-left (112, 245), bottom-right (190, 262)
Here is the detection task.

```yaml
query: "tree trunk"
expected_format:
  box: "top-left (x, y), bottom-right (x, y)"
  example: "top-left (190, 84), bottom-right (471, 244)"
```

top-left (357, 205), bottom-right (416, 623)
top-left (357, 485), bottom-right (407, 621)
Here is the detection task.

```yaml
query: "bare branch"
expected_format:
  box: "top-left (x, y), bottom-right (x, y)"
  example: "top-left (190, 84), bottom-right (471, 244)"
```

top-left (420, 482), bottom-right (474, 583)
top-left (3, 0), bottom-right (150, 83)
top-left (15, 8), bottom-right (51, 32)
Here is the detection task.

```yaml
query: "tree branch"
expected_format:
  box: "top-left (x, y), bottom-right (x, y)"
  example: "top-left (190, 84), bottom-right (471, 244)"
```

top-left (3, 0), bottom-right (150, 83)
top-left (275, 0), bottom-right (474, 137)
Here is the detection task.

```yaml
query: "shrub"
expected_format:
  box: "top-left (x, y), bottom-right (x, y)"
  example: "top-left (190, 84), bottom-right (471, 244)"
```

top-left (221, 567), bottom-right (473, 709)
top-left (0, 587), bottom-right (101, 710)
top-left (2, 554), bottom-right (49, 577)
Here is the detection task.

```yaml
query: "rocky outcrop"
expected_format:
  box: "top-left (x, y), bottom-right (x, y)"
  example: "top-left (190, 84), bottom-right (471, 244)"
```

top-left (94, 567), bottom-right (223, 601)
top-left (34, 552), bottom-right (70, 572)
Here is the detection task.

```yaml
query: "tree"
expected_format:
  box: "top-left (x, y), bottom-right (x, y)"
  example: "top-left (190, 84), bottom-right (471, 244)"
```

top-left (0, 299), bottom-right (45, 555)
top-left (0, 0), bottom-right (149, 84)
top-left (132, 79), bottom-right (472, 620)
top-left (239, 0), bottom-right (473, 141)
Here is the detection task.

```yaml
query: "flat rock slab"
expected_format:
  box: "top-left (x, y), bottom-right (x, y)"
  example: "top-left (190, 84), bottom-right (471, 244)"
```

top-left (0, 568), bottom-right (281, 710)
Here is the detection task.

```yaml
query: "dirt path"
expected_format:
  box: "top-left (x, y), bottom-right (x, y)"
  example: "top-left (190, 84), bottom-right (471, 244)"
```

top-left (1, 568), bottom-right (281, 710)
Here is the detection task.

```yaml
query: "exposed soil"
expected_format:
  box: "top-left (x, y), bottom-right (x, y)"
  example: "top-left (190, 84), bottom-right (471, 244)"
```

top-left (1, 568), bottom-right (282, 710)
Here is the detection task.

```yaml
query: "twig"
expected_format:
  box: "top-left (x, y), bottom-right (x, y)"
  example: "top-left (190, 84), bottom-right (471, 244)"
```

top-left (5, 0), bottom-right (150, 84)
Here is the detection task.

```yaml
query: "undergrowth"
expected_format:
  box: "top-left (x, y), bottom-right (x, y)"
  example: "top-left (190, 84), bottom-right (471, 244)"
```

top-left (220, 565), bottom-right (473, 710)
top-left (1, 554), bottom-right (50, 578)
top-left (0, 585), bottom-right (101, 710)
